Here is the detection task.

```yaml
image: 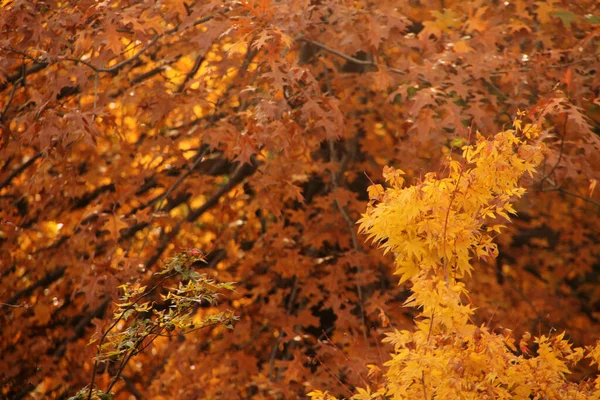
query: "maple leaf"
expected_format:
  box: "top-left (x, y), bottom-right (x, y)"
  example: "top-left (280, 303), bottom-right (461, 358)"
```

top-left (102, 20), bottom-right (124, 55)
top-left (535, 0), bottom-right (559, 24)
top-left (264, 61), bottom-right (290, 88)
top-left (189, 22), bottom-right (222, 52)
top-left (226, 38), bottom-right (249, 56)
top-left (420, 9), bottom-right (461, 39)
top-left (371, 69), bottom-right (395, 91)
top-left (282, 351), bottom-right (308, 384)
top-left (101, 213), bottom-right (129, 239)
top-left (408, 87), bottom-right (439, 116)
top-left (252, 29), bottom-right (272, 50)
top-left (520, 331), bottom-right (532, 355)
top-left (553, 10), bottom-right (578, 28)
top-left (465, 6), bottom-right (488, 33)
top-left (33, 302), bottom-right (52, 325)
top-left (453, 40), bottom-right (473, 54)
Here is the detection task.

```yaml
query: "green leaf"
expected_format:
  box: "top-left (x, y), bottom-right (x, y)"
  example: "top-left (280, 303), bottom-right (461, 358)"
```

top-left (123, 308), bottom-right (135, 320)
top-left (553, 10), bottom-right (577, 27)
top-left (120, 340), bottom-right (134, 349)
top-left (406, 86), bottom-right (419, 99)
top-left (585, 15), bottom-right (600, 24)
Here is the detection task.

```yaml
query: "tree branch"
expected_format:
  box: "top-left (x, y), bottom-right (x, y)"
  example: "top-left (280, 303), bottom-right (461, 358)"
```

top-left (0, 61), bottom-right (48, 93)
top-left (144, 161), bottom-right (257, 269)
top-left (1, 266), bottom-right (66, 310)
top-left (296, 36), bottom-right (406, 75)
top-left (0, 151), bottom-right (42, 190)
top-left (541, 178), bottom-right (600, 208)
top-left (0, 12), bottom-right (226, 94)
top-left (176, 53), bottom-right (205, 93)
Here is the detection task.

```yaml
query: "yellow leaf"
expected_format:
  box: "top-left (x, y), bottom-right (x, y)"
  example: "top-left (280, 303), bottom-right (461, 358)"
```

top-left (453, 40), bottom-right (473, 53)
top-left (367, 184), bottom-right (384, 201)
top-left (589, 179), bottom-right (597, 197)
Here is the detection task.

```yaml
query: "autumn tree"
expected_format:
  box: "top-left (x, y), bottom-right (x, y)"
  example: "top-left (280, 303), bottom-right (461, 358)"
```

top-left (311, 116), bottom-right (600, 399)
top-left (1, 0), bottom-right (599, 399)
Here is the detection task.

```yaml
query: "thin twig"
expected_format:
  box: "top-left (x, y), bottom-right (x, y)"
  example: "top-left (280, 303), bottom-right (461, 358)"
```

top-left (92, 72), bottom-right (98, 120)
top-left (539, 114), bottom-right (567, 183)
top-left (0, 47), bottom-right (42, 63)
top-left (137, 147), bottom-right (209, 255)
top-left (320, 330), bottom-right (371, 388)
top-left (541, 178), bottom-right (600, 208)
top-left (268, 336), bottom-right (281, 381)
top-left (313, 353), bottom-right (355, 397)
top-left (121, 375), bottom-right (143, 400)
top-left (1, 81), bottom-right (18, 116)
top-left (328, 140), bottom-right (369, 345)
top-left (1, 265), bottom-right (66, 310)
top-left (66, 13), bottom-right (223, 74)
top-left (129, 65), bottom-right (166, 85)
top-left (297, 36), bottom-right (405, 75)
top-left (0, 302), bottom-right (28, 308)
top-left (269, 276), bottom-right (299, 381)
top-left (427, 312), bottom-right (435, 343)
top-left (105, 339), bottom-right (142, 395)
top-left (144, 161), bottom-right (257, 269)
top-left (442, 173), bottom-right (463, 286)
top-left (87, 273), bottom-right (176, 400)
top-left (0, 58), bottom-right (27, 122)
top-left (176, 53), bottom-right (205, 93)
top-left (1, 11), bottom-right (225, 95)
top-left (0, 61), bottom-right (48, 93)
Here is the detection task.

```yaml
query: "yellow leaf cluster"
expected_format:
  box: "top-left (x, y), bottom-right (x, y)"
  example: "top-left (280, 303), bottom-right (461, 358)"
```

top-left (358, 122), bottom-right (545, 287)
top-left (341, 119), bottom-right (600, 399)
top-left (307, 390), bottom-right (338, 400)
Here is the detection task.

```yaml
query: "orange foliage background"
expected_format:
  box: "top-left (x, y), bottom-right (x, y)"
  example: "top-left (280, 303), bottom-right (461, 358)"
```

top-left (1, 0), bottom-right (599, 398)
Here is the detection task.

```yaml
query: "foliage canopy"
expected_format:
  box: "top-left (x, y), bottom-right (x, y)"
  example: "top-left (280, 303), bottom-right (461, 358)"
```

top-left (1, 0), bottom-right (600, 398)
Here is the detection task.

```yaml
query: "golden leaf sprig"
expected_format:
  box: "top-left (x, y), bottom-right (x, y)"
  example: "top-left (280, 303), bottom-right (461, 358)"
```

top-left (311, 117), bottom-right (600, 399)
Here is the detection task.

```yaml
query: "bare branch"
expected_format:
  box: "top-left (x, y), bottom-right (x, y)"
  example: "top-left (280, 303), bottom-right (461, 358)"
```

top-left (539, 115), bottom-right (568, 183)
top-left (176, 53), bottom-right (205, 93)
top-left (1, 266), bottom-right (66, 310)
top-left (0, 12), bottom-right (227, 94)
top-left (0, 61), bottom-right (48, 93)
top-left (137, 147), bottom-right (210, 254)
top-left (0, 79), bottom-right (19, 122)
top-left (297, 36), bottom-right (406, 75)
top-left (541, 178), bottom-right (600, 208)
top-left (144, 161), bottom-right (257, 269)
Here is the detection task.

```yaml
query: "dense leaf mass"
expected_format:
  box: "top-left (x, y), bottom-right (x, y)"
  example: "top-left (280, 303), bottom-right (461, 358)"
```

top-left (1, 0), bottom-right (599, 398)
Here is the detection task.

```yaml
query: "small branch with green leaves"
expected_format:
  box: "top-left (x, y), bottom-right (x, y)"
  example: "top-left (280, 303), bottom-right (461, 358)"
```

top-left (69, 250), bottom-right (237, 400)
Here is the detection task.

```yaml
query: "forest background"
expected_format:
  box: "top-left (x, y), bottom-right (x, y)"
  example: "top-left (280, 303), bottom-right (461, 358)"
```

top-left (1, 0), bottom-right (600, 398)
